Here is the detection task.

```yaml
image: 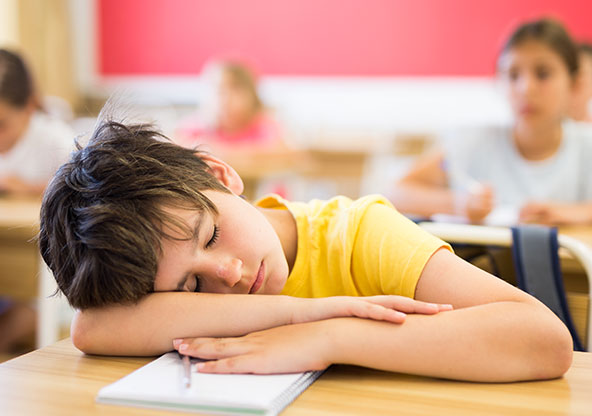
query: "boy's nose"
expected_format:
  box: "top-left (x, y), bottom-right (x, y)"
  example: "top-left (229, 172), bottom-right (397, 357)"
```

top-left (215, 258), bottom-right (243, 287)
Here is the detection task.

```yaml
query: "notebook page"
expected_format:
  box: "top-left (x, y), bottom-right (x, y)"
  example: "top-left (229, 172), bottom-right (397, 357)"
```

top-left (97, 352), bottom-right (320, 415)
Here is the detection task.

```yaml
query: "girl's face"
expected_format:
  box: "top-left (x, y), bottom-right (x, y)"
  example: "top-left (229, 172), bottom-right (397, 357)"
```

top-left (499, 40), bottom-right (575, 127)
top-left (0, 100), bottom-right (33, 153)
top-left (215, 70), bottom-right (256, 130)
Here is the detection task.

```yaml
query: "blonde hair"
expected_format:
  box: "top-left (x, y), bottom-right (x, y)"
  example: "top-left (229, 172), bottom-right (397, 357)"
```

top-left (200, 60), bottom-right (263, 126)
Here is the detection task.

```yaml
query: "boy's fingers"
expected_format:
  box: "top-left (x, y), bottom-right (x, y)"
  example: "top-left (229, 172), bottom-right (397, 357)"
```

top-left (175, 337), bottom-right (249, 360)
top-left (364, 296), bottom-right (452, 315)
top-left (359, 304), bottom-right (406, 323)
top-left (407, 301), bottom-right (453, 314)
top-left (196, 355), bottom-right (270, 374)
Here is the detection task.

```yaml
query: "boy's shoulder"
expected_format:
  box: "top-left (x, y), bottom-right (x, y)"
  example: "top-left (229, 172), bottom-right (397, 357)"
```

top-left (256, 194), bottom-right (396, 231)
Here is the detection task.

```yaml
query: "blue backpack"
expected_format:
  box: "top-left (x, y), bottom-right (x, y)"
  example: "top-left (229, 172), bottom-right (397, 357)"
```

top-left (511, 225), bottom-right (584, 351)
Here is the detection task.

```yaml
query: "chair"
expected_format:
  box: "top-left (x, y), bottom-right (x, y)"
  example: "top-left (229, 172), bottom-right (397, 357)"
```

top-left (419, 221), bottom-right (592, 351)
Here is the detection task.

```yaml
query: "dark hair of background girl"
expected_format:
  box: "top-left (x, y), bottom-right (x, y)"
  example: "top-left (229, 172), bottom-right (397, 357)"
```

top-left (0, 48), bottom-right (42, 109)
top-left (500, 18), bottom-right (579, 77)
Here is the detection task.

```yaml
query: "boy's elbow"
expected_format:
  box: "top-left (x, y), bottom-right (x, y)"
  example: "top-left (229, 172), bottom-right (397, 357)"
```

top-left (547, 324), bottom-right (574, 377)
top-left (530, 315), bottom-right (574, 380)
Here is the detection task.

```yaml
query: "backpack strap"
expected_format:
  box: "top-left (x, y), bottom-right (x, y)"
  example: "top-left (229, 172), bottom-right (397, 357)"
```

top-left (511, 225), bottom-right (584, 351)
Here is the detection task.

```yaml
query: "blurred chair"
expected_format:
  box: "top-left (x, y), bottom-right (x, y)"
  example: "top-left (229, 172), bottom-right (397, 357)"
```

top-left (419, 221), bottom-right (591, 351)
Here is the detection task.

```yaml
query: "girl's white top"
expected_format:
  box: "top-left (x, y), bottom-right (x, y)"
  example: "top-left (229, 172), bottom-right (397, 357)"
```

top-left (442, 120), bottom-right (592, 210)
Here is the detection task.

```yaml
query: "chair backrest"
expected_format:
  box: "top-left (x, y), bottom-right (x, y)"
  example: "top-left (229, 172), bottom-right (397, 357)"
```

top-left (419, 221), bottom-right (592, 351)
top-left (511, 225), bottom-right (584, 351)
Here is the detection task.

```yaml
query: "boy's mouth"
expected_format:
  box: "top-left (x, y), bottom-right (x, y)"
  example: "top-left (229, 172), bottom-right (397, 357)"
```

top-left (249, 261), bottom-right (265, 294)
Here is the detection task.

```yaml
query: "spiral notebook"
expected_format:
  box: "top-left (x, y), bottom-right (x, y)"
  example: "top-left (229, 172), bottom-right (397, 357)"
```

top-left (96, 352), bottom-right (323, 415)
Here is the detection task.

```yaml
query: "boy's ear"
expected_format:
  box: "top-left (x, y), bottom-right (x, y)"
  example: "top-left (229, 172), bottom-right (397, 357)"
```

top-left (199, 153), bottom-right (244, 195)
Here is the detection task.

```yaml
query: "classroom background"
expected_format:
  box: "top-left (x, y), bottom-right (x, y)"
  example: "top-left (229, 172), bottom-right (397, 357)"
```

top-left (1, 0), bottom-right (591, 360)
top-left (2, 0), bottom-right (592, 198)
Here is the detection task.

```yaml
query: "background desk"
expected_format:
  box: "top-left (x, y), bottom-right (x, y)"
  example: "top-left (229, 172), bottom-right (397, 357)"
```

top-left (0, 196), bottom-right (60, 347)
top-left (0, 339), bottom-right (590, 415)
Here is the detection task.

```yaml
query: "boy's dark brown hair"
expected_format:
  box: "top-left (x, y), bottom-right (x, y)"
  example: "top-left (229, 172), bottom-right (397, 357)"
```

top-left (39, 120), bottom-right (229, 309)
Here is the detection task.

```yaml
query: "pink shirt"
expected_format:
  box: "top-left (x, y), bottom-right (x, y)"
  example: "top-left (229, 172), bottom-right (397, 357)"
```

top-left (176, 113), bottom-right (281, 147)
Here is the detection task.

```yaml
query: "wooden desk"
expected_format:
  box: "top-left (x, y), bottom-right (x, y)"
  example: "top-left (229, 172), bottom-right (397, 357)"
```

top-left (0, 196), bottom-right (60, 347)
top-left (0, 197), bottom-right (40, 300)
top-left (216, 147), bottom-right (369, 201)
top-left (0, 339), bottom-right (590, 416)
top-left (559, 226), bottom-right (592, 249)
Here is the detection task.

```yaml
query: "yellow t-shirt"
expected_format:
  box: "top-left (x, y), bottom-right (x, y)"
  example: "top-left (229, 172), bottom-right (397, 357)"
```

top-left (255, 194), bottom-right (451, 299)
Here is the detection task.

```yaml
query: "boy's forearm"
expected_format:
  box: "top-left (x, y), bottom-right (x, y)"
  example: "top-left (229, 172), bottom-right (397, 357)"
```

top-left (73, 292), bottom-right (301, 356)
top-left (325, 301), bottom-right (572, 382)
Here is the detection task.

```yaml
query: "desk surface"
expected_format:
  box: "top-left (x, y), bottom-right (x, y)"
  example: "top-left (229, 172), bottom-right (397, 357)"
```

top-left (0, 338), bottom-right (590, 416)
top-left (0, 196), bottom-right (41, 239)
top-left (560, 225), bottom-right (592, 249)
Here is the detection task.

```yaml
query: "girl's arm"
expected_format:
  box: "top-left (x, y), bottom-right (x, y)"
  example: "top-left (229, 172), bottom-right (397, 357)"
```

top-left (391, 151), bottom-right (493, 222)
top-left (520, 201), bottom-right (592, 225)
top-left (175, 249), bottom-right (572, 382)
top-left (71, 292), bottom-right (450, 356)
top-left (0, 175), bottom-right (46, 196)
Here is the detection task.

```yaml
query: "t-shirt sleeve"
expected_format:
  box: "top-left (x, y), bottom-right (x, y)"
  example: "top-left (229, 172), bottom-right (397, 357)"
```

top-left (351, 203), bottom-right (451, 299)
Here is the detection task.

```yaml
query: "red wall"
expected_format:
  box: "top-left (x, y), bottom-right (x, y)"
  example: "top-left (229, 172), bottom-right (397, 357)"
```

top-left (98, 0), bottom-right (592, 77)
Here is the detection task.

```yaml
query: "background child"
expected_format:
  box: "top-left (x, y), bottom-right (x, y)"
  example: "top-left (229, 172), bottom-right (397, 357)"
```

top-left (39, 118), bottom-right (572, 382)
top-left (0, 49), bottom-right (74, 196)
top-left (176, 60), bottom-right (284, 152)
top-left (569, 43), bottom-right (592, 122)
top-left (0, 49), bottom-right (74, 354)
top-left (175, 59), bottom-right (296, 199)
top-left (390, 19), bottom-right (592, 225)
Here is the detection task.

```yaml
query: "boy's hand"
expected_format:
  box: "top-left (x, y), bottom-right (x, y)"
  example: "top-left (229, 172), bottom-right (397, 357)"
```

top-left (173, 320), bottom-right (334, 374)
top-left (292, 295), bottom-right (452, 325)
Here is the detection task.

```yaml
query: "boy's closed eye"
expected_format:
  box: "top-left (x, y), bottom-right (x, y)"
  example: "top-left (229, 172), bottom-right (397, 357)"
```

top-left (172, 222), bottom-right (219, 293)
top-left (206, 225), bottom-right (219, 248)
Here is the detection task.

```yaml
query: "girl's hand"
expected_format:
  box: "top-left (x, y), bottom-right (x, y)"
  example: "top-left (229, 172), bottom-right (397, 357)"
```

top-left (173, 321), bottom-right (333, 374)
top-left (0, 175), bottom-right (44, 196)
top-left (457, 185), bottom-right (494, 223)
top-left (520, 202), bottom-right (592, 225)
top-left (291, 295), bottom-right (453, 325)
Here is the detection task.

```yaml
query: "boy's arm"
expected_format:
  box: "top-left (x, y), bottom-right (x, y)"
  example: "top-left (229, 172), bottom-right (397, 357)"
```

top-left (71, 292), bottom-right (450, 356)
top-left (175, 249), bottom-right (573, 382)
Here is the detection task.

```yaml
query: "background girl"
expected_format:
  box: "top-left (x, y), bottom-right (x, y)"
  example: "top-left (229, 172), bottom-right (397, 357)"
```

top-left (175, 60), bottom-right (284, 152)
top-left (391, 19), bottom-right (592, 225)
top-left (0, 49), bottom-right (73, 196)
top-left (0, 48), bottom-right (73, 354)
